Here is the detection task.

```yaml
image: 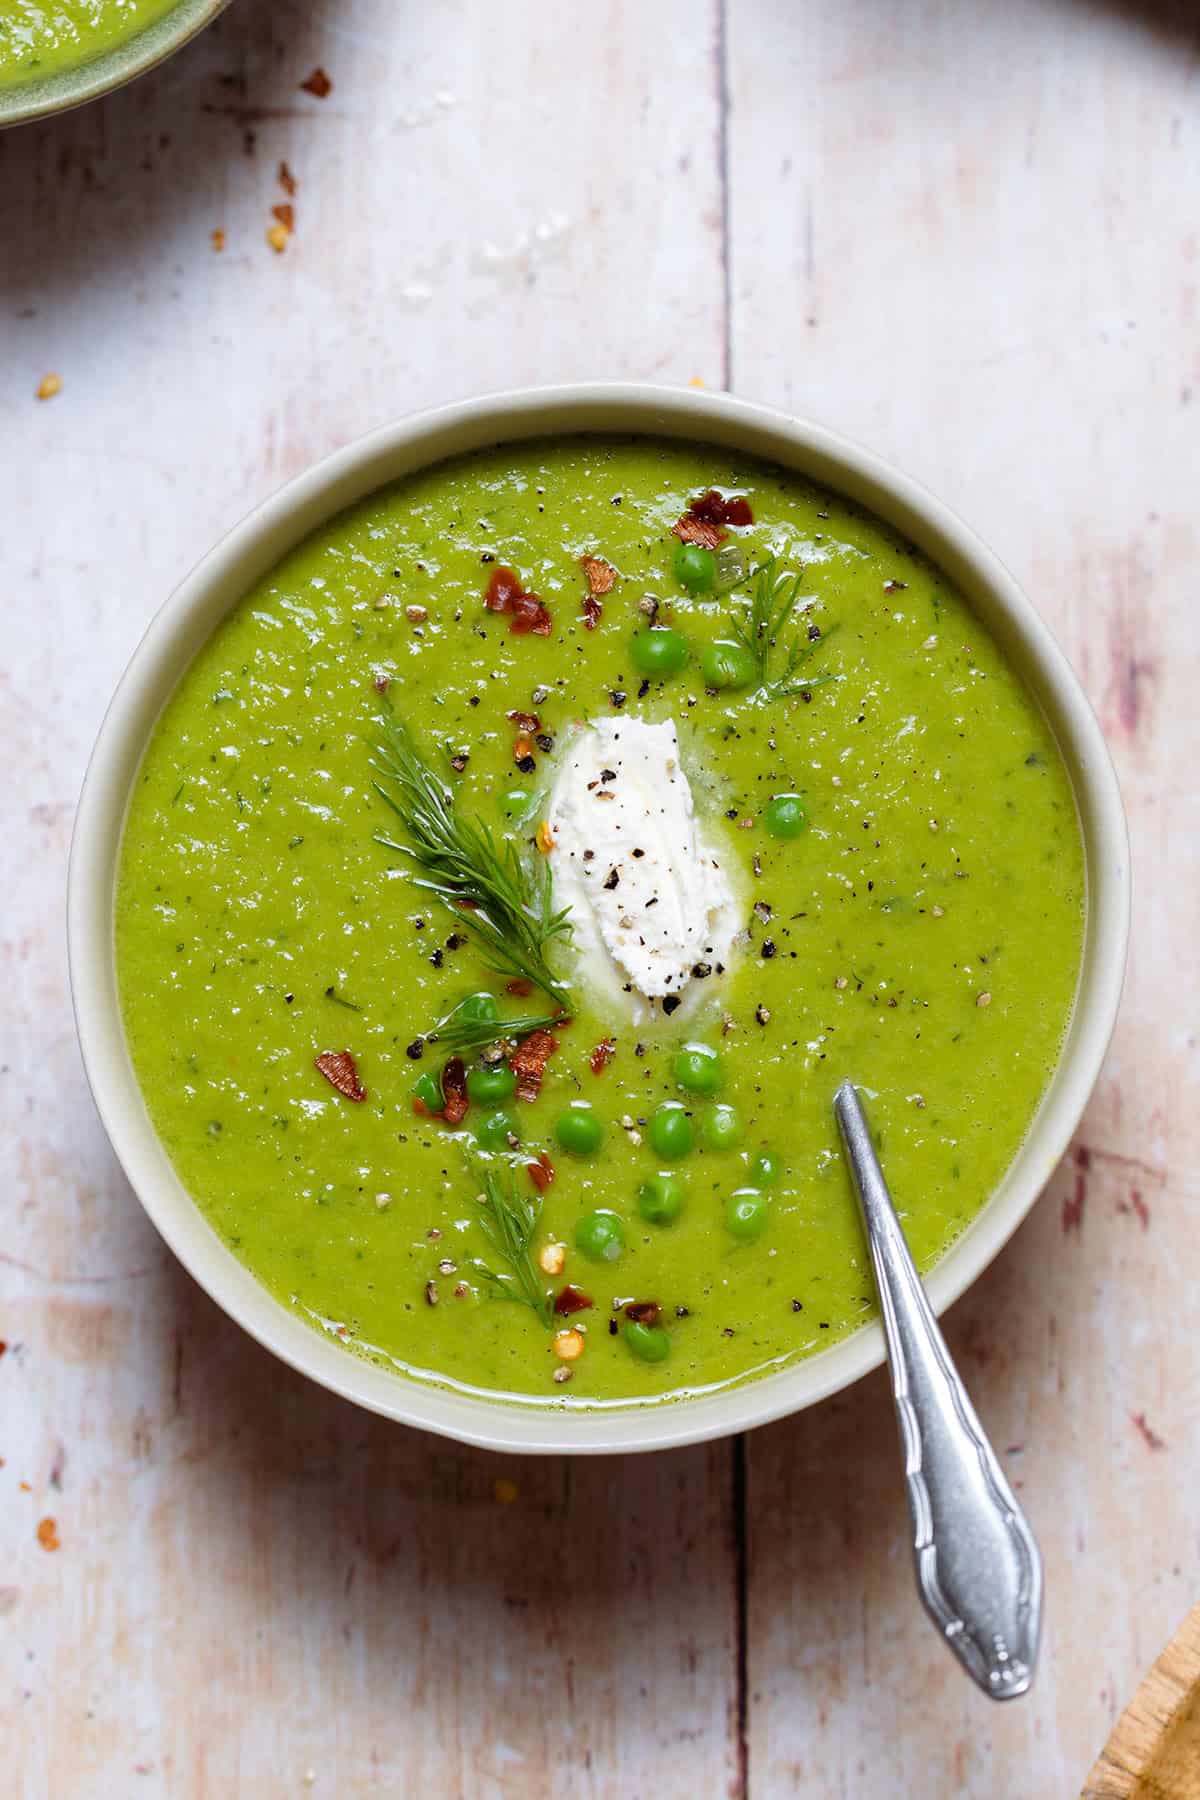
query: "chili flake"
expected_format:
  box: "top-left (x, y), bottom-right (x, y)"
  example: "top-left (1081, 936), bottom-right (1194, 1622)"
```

top-left (589, 1037), bottom-right (615, 1075)
top-left (553, 1285), bottom-right (594, 1317)
top-left (314, 1049), bottom-right (366, 1102)
top-left (527, 1150), bottom-right (556, 1192)
top-left (36, 1518), bottom-right (60, 1552)
top-left (509, 1028), bottom-right (559, 1103)
top-left (580, 554), bottom-right (616, 595)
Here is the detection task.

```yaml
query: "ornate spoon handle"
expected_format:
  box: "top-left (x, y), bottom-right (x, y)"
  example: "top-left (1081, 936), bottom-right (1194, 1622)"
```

top-left (833, 1080), bottom-right (1042, 1699)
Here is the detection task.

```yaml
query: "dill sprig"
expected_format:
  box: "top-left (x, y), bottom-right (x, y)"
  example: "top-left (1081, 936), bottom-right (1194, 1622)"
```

top-left (465, 1155), bottom-right (552, 1326)
top-left (728, 557), bottom-right (839, 701)
top-left (372, 710), bottom-right (573, 1012)
top-left (427, 1004), bottom-right (566, 1057)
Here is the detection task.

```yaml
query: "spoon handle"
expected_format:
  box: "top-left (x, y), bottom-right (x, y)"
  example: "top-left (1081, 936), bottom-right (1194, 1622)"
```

top-left (833, 1080), bottom-right (1042, 1699)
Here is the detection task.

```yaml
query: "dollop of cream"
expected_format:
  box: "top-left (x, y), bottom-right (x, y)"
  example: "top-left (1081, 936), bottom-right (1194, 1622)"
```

top-left (546, 717), bottom-right (739, 1020)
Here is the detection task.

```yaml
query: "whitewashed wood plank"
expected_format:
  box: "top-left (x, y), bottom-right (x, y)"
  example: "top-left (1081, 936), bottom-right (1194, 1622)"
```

top-left (0, 2), bottom-right (741, 1793)
top-left (728, 1), bottom-right (1200, 1793)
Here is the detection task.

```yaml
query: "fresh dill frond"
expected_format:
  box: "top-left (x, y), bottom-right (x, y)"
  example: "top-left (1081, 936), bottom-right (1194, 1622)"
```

top-left (464, 1155), bottom-right (552, 1326)
top-left (427, 1003), bottom-right (565, 1057)
top-left (371, 710), bottom-right (573, 1012)
top-left (728, 557), bottom-right (840, 702)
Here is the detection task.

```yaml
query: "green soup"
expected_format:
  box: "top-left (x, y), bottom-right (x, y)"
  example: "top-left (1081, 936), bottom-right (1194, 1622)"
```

top-left (115, 437), bottom-right (1085, 1408)
top-left (0, 0), bottom-right (180, 89)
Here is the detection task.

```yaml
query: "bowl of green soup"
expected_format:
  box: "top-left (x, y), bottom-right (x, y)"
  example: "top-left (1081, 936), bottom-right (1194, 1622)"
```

top-left (69, 385), bottom-right (1129, 1453)
top-left (0, 0), bottom-right (228, 127)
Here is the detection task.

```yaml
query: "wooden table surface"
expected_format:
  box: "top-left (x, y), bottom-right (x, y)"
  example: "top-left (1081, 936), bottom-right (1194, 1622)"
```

top-left (2, 2), bottom-right (1196, 1794)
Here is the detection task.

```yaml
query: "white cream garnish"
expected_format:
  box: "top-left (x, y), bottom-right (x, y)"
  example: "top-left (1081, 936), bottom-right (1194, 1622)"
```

top-left (546, 717), bottom-right (738, 1020)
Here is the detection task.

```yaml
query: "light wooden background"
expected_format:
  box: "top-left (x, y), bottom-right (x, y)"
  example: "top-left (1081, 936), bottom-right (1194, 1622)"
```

top-left (2, 2), bottom-right (1197, 1794)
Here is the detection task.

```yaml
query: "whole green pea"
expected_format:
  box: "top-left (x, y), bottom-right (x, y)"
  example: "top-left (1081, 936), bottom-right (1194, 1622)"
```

top-left (475, 1108), bottom-right (519, 1150)
top-left (702, 1103), bottom-right (744, 1150)
top-left (724, 1186), bottom-right (769, 1242)
top-left (554, 1103), bottom-right (604, 1156)
top-left (638, 1172), bottom-right (686, 1226)
top-left (502, 787), bottom-right (534, 820)
top-left (648, 1101), bottom-right (694, 1160)
top-left (765, 793), bottom-right (809, 839)
top-left (751, 1149), bottom-right (784, 1187)
top-left (624, 1319), bottom-right (671, 1362)
top-left (575, 1209), bottom-right (626, 1262)
top-left (467, 1062), bottom-right (517, 1106)
top-left (673, 542), bottom-right (716, 595)
top-left (673, 1041), bottom-right (722, 1095)
top-left (630, 625), bottom-right (689, 680)
top-left (411, 1072), bottom-right (443, 1113)
top-left (700, 639), bottom-right (757, 691)
top-left (456, 991), bottom-right (499, 1026)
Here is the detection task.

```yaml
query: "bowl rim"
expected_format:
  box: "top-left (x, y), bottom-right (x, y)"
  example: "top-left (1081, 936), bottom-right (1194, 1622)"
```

top-left (67, 381), bottom-right (1131, 1455)
top-left (0, 0), bottom-right (229, 130)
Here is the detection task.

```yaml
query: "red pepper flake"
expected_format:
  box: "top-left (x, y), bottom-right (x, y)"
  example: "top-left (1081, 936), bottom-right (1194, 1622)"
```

top-left (483, 565), bottom-right (553, 637)
top-left (506, 709), bottom-right (541, 732)
top-left (372, 671), bottom-right (390, 693)
top-left (437, 1056), bottom-right (469, 1128)
top-left (673, 489), bottom-right (754, 546)
top-left (581, 594), bottom-right (603, 630)
top-left (624, 1299), bottom-right (662, 1327)
top-left (673, 514), bottom-right (725, 549)
top-left (314, 1049), bottom-right (366, 1102)
top-left (527, 1150), bottom-right (555, 1192)
top-left (589, 1037), bottom-right (615, 1076)
top-left (507, 978), bottom-right (534, 997)
top-left (580, 555), bottom-right (616, 596)
top-left (510, 592), bottom-right (553, 636)
top-left (36, 1517), bottom-right (60, 1552)
top-left (509, 1027), bottom-right (559, 1103)
top-left (1131, 1411), bottom-right (1166, 1451)
top-left (536, 820), bottom-right (555, 854)
top-left (484, 566), bottom-right (525, 612)
top-left (0, 1341), bottom-right (6, 1358)
top-left (553, 1284), bottom-right (594, 1317)
top-left (271, 202), bottom-right (295, 231)
top-left (883, 579), bottom-right (908, 594)
top-left (513, 735), bottom-right (534, 764)
top-left (300, 66), bottom-right (332, 98)
top-left (278, 160), bottom-right (297, 197)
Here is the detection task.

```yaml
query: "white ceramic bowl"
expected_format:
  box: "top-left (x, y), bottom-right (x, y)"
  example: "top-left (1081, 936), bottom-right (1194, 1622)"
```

top-left (68, 384), bottom-right (1130, 1454)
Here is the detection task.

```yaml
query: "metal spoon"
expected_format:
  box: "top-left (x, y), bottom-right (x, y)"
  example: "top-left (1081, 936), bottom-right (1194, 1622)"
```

top-left (833, 1080), bottom-right (1042, 1699)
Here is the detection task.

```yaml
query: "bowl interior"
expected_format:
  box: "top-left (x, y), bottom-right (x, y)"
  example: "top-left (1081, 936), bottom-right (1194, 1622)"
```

top-left (0, 0), bottom-right (228, 128)
top-left (68, 385), bottom-right (1130, 1453)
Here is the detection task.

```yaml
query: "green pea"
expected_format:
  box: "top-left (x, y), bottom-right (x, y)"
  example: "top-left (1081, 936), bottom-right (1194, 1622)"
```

top-left (765, 793), bottom-right (809, 839)
top-left (554, 1102), bottom-right (604, 1157)
top-left (700, 639), bottom-right (757, 691)
top-left (673, 542), bottom-right (716, 595)
top-left (673, 1041), bottom-right (722, 1094)
top-left (648, 1101), bottom-right (694, 1160)
top-left (630, 626), bottom-right (689, 679)
top-left (638, 1172), bottom-right (686, 1226)
top-left (702, 1103), bottom-right (743, 1150)
top-left (575, 1209), bottom-right (626, 1262)
top-left (411, 1072), bottom-right (443, 1112)
top-left (751, 1149), bottom-right (784, 1187)
top-left (456, 991), bottom-right (499, 1026)
top-left (466, 1062), bottom-right (517, 1106)
top-left (624, 1320), bottom-right (671, 1362)
top-left (724, 1186), bottom-right (769, 1242)
top-left (475, 1107), bottom-right (519, 1150)
top-left (502, 787), bottom-right (534, 820)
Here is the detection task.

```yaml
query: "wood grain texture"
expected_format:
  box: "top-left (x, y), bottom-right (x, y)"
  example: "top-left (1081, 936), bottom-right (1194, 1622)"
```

top-left (1084, 1603), bottom-right (1200, 1797)
top-left (2, 0), bottom-right (1197, 1794)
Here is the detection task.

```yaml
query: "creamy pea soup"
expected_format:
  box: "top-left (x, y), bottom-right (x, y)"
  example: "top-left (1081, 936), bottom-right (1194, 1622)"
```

top-left (0, 0), bottom-right (179, 89)
top-left (116, 438), bottom-right (1084, 1407)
